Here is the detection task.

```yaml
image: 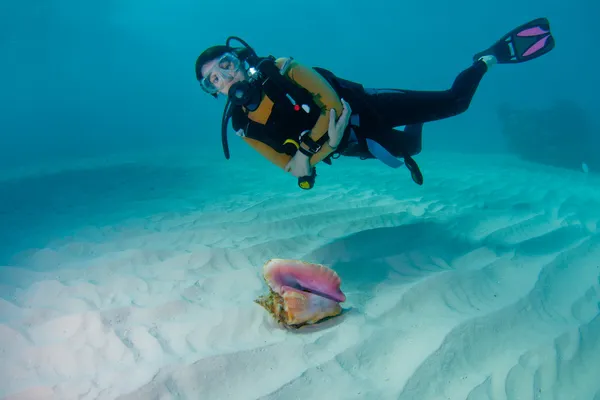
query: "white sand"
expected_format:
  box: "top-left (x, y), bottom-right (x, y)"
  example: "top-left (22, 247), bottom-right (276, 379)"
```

top-left (1, 148), bottom-right (599, 399)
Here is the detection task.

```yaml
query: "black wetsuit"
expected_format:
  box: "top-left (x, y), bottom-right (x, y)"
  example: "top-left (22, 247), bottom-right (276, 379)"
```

top-left (314, 59), bottom-right (488, 185)
top-left (337, 60), bottom-right (488, 158)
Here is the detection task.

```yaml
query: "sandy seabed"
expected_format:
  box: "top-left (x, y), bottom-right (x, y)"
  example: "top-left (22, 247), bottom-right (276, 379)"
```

top-left (1, 149), bottom-right (599, 400)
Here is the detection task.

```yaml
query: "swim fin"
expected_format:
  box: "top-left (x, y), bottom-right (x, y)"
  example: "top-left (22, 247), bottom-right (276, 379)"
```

top-left (473, 17), bottom-right (555, 64)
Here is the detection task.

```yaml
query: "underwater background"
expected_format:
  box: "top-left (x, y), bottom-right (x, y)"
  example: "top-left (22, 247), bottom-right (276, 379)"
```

top-left (2, 0), bottom-right (598, 169)
top-left (1, 0), bottom-right (600, 399)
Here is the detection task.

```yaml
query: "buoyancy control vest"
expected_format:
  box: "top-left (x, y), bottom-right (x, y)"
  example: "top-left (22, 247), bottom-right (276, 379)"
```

top-left (217, 36), bottom-right (424, 185)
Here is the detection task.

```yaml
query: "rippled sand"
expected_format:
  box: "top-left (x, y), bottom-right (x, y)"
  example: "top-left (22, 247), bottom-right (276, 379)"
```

top-left (1, 150), bottom-right (599, 399)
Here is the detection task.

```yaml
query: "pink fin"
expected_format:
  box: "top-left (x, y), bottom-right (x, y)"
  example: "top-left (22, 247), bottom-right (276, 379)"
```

top-left (517, 26), bottom-right (549, 37)
top-left (523, 35), bottom-right (550, 57)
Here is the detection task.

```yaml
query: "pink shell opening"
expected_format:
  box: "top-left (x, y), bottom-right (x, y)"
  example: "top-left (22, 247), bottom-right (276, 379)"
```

top-left (263, 259), bottom-right (346, 303)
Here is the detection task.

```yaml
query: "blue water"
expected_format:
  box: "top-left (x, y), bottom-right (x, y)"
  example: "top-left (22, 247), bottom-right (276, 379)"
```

top-left (1, 1), bottom-right (599, 397)
top-left (1, 0), bottom-right (597, 168)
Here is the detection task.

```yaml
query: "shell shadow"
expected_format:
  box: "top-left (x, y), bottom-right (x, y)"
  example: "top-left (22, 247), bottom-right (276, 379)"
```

top-left (302, 221), bottom-right (476, 293)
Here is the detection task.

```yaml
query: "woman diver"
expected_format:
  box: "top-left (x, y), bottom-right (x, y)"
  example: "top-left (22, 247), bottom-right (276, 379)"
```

top-left (194, 17), bottom-right (555, 189)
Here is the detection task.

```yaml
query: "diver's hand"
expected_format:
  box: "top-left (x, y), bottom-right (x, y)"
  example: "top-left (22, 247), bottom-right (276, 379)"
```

top-left (285, 151), bottom-right (312, 178)
top-left (327, 98), bottom-right (352, 149)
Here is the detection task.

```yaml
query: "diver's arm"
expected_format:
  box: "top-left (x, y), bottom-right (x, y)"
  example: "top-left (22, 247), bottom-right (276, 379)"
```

top-left (242, 137), bottom-right (292, 169)
top-left (278, 58), bottom-right (344, 165)
top-left (243, 136), bottom-right (334, 170)
top-left (309, 143), bottom-right (336, 166)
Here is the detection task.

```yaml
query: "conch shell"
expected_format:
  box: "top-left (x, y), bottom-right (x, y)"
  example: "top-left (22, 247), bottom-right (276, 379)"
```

top-left (255, 259), bottom-right (346, 328)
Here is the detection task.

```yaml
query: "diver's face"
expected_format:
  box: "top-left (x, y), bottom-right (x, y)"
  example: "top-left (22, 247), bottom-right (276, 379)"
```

top-left (200, 55), bottom-right (246, 96)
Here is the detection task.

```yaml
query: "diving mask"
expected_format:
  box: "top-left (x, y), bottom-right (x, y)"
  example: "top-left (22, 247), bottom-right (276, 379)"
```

top-left (199, 52), bottom-right (243, 95)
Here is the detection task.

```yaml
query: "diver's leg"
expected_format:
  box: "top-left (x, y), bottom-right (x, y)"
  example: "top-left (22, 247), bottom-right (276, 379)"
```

top-left (367, 123), bottom-right (424, 158)
top-left (365, 60), bottom-right (489, 127)
top-left (359, 125), bottom-right (426, 185)
top-left (403, 122), bottom-right (423, 137)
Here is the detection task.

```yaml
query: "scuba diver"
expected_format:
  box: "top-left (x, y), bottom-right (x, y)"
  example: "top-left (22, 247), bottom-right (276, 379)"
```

top-left (194, 17), bottom-right (555, 190)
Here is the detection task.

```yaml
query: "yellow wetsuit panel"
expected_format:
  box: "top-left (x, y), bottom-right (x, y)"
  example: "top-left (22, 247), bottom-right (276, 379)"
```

top-left (284, 59), bottom-right (344, 143)
top-left (242, 57), bottom-right (344, 170)
top-left (242, 137), bottom-right (290, 169)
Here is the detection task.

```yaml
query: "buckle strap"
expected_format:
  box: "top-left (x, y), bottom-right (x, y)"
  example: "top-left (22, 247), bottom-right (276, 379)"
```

top-left (298, 130), bottom-right (322, 155)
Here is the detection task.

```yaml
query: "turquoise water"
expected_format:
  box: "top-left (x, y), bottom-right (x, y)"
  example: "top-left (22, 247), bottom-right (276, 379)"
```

top-left (1, 0), bottom-right (599, 398)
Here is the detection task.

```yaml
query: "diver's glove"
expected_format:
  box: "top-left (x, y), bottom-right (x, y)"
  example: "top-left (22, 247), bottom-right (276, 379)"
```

top-left (327, 99), bottom-right (352, 149)
top-left (285, 151), bottom-right (312, 178)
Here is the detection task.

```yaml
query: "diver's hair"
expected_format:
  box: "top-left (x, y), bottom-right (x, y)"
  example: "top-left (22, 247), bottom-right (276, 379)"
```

top-left (194, 45), bottom-right (254, 81)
